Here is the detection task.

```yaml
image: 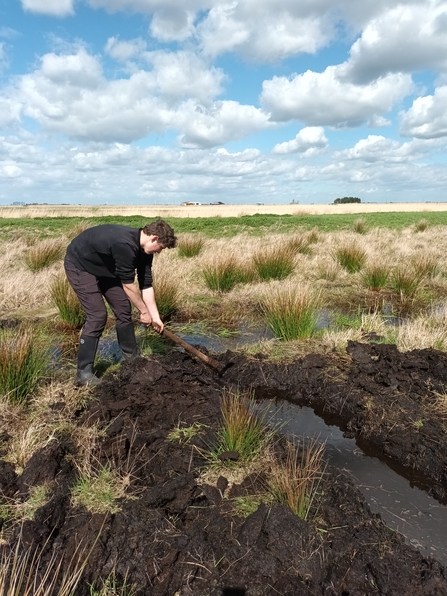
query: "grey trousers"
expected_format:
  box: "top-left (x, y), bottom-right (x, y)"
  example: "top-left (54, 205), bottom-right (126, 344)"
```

top-left (64, 257), bottom-right (133, 337)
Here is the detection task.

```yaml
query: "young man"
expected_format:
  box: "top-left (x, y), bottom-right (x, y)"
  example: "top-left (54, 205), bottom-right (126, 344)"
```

top-left (64, 219), bottom-right (177, 386)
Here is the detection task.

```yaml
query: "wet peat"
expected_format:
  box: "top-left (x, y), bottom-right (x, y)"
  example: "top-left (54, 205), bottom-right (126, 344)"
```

top-left (1, 341), bottom-right (447, 595)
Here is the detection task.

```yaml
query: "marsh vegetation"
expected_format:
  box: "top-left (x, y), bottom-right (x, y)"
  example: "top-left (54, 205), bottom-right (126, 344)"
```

top-left (2, 211), bottom-right (447, 594)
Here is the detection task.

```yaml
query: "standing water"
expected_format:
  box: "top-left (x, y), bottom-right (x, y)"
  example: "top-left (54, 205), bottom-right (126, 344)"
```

top-left (257, 391), bottom-right (447, 566)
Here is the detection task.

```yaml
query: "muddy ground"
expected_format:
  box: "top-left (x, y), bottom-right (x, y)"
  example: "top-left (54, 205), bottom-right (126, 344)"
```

top-left (1, 340), bottom-right (447, 595)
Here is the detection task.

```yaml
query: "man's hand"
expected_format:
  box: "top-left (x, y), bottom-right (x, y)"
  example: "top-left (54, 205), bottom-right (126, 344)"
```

top-left (151, 317), bottom-right (164, 333)
top-left (140, 311), bottom-right (152, 326)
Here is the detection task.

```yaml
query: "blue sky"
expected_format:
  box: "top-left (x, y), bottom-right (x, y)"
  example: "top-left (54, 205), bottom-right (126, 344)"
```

top-left (0, 0), bottom-right (447, 205)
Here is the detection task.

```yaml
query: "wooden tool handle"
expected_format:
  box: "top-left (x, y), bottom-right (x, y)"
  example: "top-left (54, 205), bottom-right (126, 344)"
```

top-left (162, 328), bottom-right (222, 371)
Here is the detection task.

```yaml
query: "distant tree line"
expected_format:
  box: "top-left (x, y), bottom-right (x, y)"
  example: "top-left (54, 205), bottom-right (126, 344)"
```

top-left (333, 197), bottom-right (361, 204)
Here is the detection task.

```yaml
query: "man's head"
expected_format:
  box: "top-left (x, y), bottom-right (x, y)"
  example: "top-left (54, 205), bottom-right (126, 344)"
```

top-left (142, 220), bottom-right (177, 249)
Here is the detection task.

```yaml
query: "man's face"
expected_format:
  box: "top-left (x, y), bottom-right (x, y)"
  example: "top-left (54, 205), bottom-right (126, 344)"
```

top-left (142, 235), bottom-right (166, 254)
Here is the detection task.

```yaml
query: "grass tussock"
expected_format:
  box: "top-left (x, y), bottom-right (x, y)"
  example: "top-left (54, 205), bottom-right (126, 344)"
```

top-left (359, 263), bottom-right (390, 291)
top-left (286, 234), bottom-right (312, 255)
top-left (0, 328), bottom-right (49, 405)
top-left (213, 389), bottom-right (275, 463)
top-left (410, 253), bottom-right (440, 279)
top-left (177, 233), bottom-right (206, 258)
top-left (152, 272), bottom-right (180, 320)
top-left (50, 274), bottom-right (86, 328)
top-left (23, 239), bottom-right (65, 272)
top-left (202, 254), bottom-right (253, 293)
top-left (267, 439), bottom-right (325, 519)
top-left (2, 421), bottom-right (57, 474)
top-left (253, 245), bottom-right (295, 281)
top-left (390, 265), bottom-right (424, 298)
top-left (72, 464), bottom-right (129, 515)
top-left (414, 218), bottom-right (429, 232)
top-left (352, 217), bottom-right (367, 234)
top-left (89, 571), bottom-right (136, 596)
top-left (260, 283), bottom-right (321, 340)
top-left (333, 242), bottom-right (367, 273)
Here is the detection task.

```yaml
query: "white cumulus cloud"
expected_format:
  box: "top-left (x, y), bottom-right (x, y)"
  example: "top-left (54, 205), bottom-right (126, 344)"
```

top-left (197, 3), bottom-right (329, 62)
top-left (340, 2), bottom-right (447, 84)
top-left (11, 47), bottom-right (264, 146)
top-left (178, 100), bottom-right (272, 147)
top-left (21, 0), bottom-right (75, 17)
top-left (335, 135), bottom-right (445, 163)
top-left (272, 126), bottom-right (328, 155)
top-left (400, 86), bottom-right (447, 139)
top-left (105, 37), bottom-right (147, 61)
top-left (150, 9), bottom-right (196, 42)
top-left (261, 66), bottom-right (413, 127)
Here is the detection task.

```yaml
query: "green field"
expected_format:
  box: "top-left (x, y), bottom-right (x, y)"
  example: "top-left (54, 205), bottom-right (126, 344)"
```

top-left (1, 211), bottom-right (447, 239)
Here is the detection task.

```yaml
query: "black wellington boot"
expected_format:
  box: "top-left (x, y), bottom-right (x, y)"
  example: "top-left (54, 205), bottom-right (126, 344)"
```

top-left (76, 336), bottom-right (101, 386)
top-left (116, 324), bottom-right (139, 360)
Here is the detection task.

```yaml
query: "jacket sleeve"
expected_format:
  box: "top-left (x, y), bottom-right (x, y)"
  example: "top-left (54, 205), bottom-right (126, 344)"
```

top-left (137, 254), bottom-right (154, 289)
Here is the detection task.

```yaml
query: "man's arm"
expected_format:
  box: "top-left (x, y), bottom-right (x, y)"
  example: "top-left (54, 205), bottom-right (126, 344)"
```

top-left (122, 283), bottom-right (152, 326)
top-left (142, 287), bottom-right (164, 333)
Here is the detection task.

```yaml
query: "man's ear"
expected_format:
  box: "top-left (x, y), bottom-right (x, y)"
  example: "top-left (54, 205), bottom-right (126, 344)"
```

top-left (151, 235), bottom-right (159, 243)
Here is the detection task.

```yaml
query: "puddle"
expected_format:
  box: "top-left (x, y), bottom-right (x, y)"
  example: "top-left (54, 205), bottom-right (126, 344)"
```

top-left (173, 322), bottom-right (275, 352)
top-left (256, 392), bottom-right (447, 565)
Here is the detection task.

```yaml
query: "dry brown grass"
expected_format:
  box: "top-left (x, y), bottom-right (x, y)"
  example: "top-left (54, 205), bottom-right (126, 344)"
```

top-left (1, 224), bottom-right (447, 360)
top-left (2, 202), bottom-right (447, 219)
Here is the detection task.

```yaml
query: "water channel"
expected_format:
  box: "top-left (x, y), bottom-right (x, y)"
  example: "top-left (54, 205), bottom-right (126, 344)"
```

top-left (174, 326), bottom-right (447, 567)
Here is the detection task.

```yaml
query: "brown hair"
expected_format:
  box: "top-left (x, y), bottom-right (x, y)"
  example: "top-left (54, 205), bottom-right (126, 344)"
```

top-left (142, 219), bottom-right (177, 248)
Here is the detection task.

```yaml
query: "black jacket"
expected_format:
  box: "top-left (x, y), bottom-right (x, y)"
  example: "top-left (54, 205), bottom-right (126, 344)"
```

top-left (66, 224), bottom-right (153, 289)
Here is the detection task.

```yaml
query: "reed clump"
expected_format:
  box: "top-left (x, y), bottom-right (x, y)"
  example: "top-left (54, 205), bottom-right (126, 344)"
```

top-left (352, 217), bottom-right (367, 234)
top-left (253, 245), bottom-right (295, 281)
top-left (414, 218), bottom-right (429, 232)
top-left (152, 274), bottom-right (180, 320)
top-left (177, 233), bottom-right (206, 258)
top-left (359, 263), bottom-right (390, 291)
top-left (390, 265), bottom-right (424, 298)
top-left (23, 239), bottom-right (65, 272)
top-left (333, 243), bottom-right (367, 273)
top-left (202, 254), bottom-right (253, 293)
top-left (50, 274), bottom-right (86, 328)
top-left (260, 284), bottom-right (321, 340)
top-left (286, 234), bottom-right (312, 255)
top-left (0, 328), bottom-right (49, 405)
top-left (267, 439), bottom-right (325, 519)
top-left (213, 389), bottom-right (274, 463)
top-left (410, 253), bottom-right (440, 279)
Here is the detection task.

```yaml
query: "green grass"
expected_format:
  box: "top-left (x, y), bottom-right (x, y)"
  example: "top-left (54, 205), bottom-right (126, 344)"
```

top-left (331, 311), bottom-right (363, 329)
top-left (414, 218), bottom-right (429, 232)
top-left (50, 274), bottom-right (86, 328)
top-left (232, 495), bottom-right (267, 518)
top-left (359, 264), bottom-right (390, 290)
top-left (167, 421), bottom-right (207, 444)
top-left (212, 389), bottom-right (275, 463)
top-left (333, 243), bottom-right (367, 273)
top-left (253, 245), bottom-right (295, 281)
top-left (0, 328), bottom-right (49, 405)
top-left (152, 276), bottom-right (180, 320)
top-left (202, 256), bottom-right (251, 292)
top-left (140, 329), bottom-right (171, 355)
top-left (260, 285), bottom-right (320, 340)
top-left (71, 466), bottom-right (123, 514)
top-left (352, 217), bottom-right (368, 234)
top-left (177, 233), bottom-right (205, 257)
top-left (89, 571), bottom-right (136, 596)
top-left (390, 266), bottom-right (424, 297)
top-left (3, 211), bottom-right (447, 240)
top-left (23, 239), bottom-right (65, 272)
